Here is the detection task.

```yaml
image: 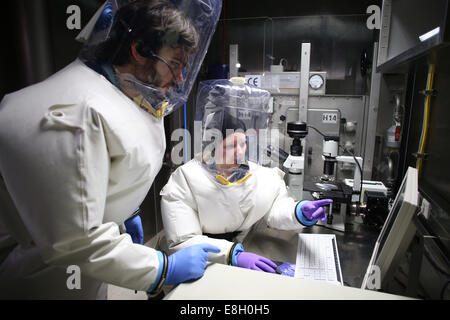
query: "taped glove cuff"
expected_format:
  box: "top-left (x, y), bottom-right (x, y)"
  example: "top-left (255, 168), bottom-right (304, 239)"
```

top-left (125, 207), bottom-right (141, 222)
top-left (295, 201), bottom-right (318, 227)
top-left (230, 243), bottom-right (244, 266)
top-left (147, 250), bottom-right (168, 298)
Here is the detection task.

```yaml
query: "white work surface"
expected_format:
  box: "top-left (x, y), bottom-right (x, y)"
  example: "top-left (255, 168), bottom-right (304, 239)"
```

top-left (164, 263), bottom-right (412, 300)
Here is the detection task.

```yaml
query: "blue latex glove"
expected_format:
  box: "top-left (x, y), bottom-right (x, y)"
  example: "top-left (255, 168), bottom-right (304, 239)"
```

top-left (236, 252), bottom-right (277, 273)
top-left (124, 213), bottom-right (144, 245)
top-left (165, 244), bottom-right (220, 286)
top-left (296, 199), bottom-right (333, 225)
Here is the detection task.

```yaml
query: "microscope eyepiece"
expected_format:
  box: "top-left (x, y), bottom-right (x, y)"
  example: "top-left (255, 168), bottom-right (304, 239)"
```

top-left (287, 122), bottom-right (308, 156)
top-left (287, 122), bottom-right (308, 139)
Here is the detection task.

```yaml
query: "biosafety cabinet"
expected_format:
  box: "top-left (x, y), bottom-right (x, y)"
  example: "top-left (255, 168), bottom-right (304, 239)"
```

top-left (237, 70), bottom-right (371, 185)
top-left (186, 0), bottom-right (450, 299)
top-left (223, 15), bottom-right (378, 186)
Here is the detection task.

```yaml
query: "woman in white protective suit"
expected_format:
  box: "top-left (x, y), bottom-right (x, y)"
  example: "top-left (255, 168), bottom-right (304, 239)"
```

top-left (0, 0), bottom-right (222, 299)
top-left (160, 79), bottom-right (333, 273)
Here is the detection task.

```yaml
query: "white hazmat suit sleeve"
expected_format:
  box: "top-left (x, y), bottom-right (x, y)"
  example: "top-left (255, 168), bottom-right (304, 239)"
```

top-left (160, 167), bottom-right (234, 265)
top-left (0, 100), bottom-right (160, 292)
top-left (264, 167), bottom-right (307, 230)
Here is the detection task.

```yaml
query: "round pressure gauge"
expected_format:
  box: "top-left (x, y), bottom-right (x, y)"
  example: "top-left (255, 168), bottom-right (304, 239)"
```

top-left (309, 74), bottom-right (324, 90)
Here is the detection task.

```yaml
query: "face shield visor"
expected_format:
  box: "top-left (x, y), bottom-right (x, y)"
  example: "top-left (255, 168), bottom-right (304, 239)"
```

top-left (195, 79), bottom-right (271, 185)
top-left (77, 0), bottom-right (222, 119)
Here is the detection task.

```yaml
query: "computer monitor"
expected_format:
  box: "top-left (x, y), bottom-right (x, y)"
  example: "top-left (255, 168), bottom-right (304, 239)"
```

top-left (361, 166), bottom-right (419, 291)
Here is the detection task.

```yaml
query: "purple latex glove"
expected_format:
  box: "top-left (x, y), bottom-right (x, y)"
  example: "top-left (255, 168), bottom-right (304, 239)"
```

top-left (301, 199), bottom-right (333, 222)
top-left (236, 252), bottom-right (277, 273)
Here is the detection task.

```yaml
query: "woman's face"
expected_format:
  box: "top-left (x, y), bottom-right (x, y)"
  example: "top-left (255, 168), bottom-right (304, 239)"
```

top-left (214, 132), bottom-right (247, 170)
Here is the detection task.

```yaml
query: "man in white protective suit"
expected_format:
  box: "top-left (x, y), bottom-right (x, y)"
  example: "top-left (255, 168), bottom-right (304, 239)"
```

top-left (0, 0), bottom-right (222, 299)
top-left (160, 79), bottom-right (333, 273)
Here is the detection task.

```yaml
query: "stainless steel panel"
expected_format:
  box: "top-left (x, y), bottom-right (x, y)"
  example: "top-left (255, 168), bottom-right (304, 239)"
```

top-left (269, 95), bottom-right (368, 181)
top-left (386, 0), bottom-right (446, 62)
top-left (377, 0), bottom-right (392, 67)
top-left (229, 44), bottom-right (239, 78)
top-left (299, 43), bottom-right (311, 122)
top-left (240, 71), bottom-right (327, 95)
top-left (303, 108), bottom-right (341, 180)
top-left (364, 43), bottom-right (382, 179)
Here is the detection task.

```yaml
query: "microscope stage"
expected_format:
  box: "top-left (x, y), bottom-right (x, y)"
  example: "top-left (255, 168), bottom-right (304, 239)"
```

top-left (303, 180), bottom-right (353, 203)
